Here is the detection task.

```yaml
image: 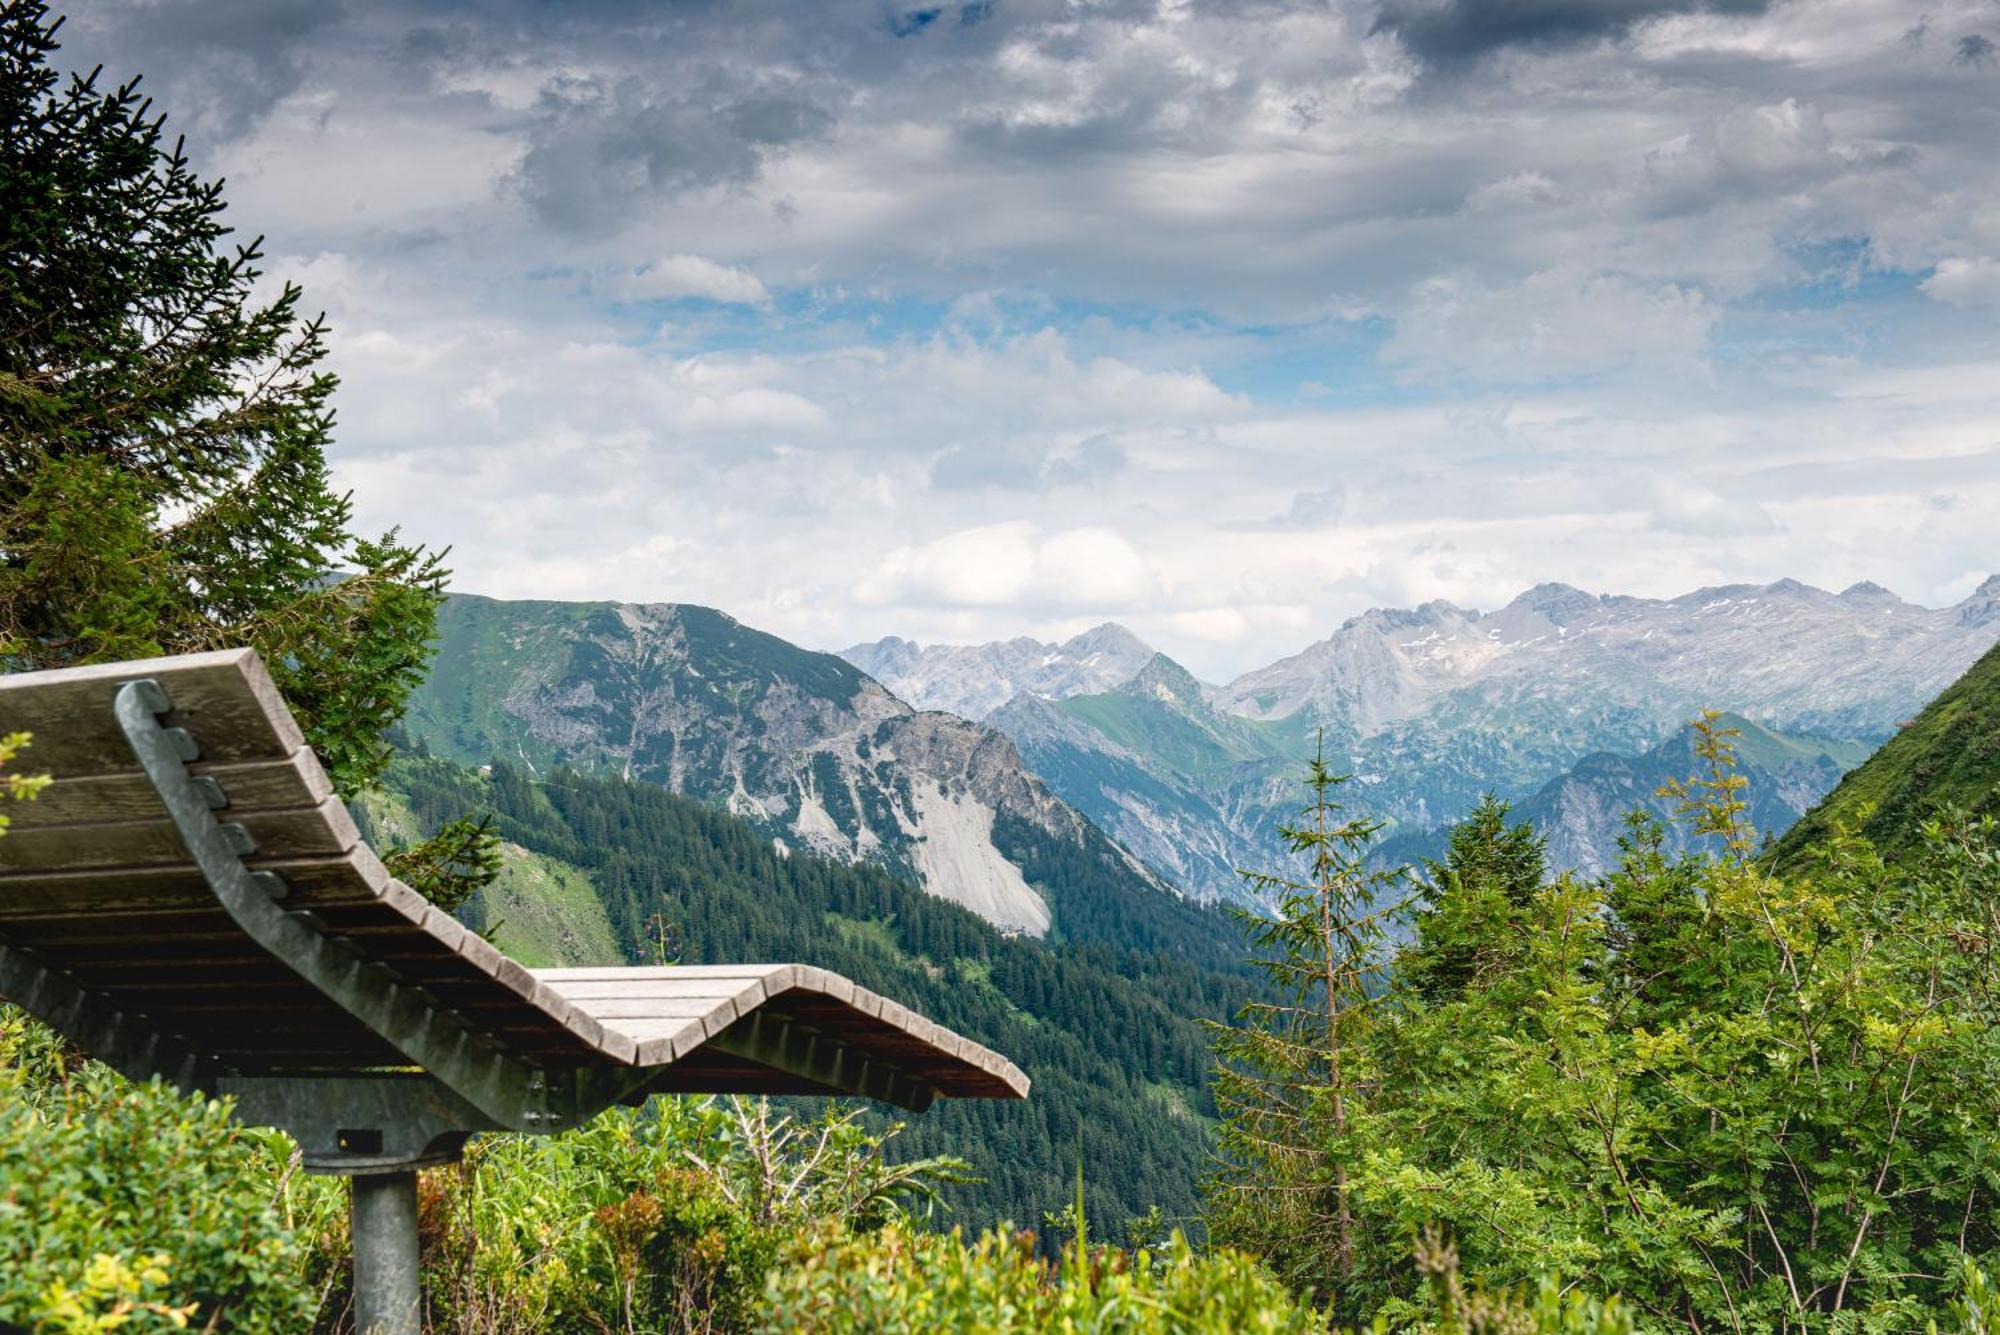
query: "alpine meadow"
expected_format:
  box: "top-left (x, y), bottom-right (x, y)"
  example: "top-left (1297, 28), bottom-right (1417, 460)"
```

top-left (5, 0), bottom-right (2000, 1331)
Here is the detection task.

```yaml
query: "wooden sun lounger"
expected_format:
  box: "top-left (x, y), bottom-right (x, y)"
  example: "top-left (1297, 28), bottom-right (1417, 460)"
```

top-left (0, 648), bottom-right (1026, 1333)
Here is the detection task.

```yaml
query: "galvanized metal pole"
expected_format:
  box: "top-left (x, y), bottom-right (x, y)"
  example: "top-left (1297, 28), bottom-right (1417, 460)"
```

top-left (350, 1171), bottom-right (422, 1335)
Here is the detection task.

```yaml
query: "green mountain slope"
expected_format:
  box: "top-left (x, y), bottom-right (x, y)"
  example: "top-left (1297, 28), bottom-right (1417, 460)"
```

top-left (406, 593), bottom-right (1185, 943)
top-left (1770, 639), bottom-right (2000, 869)
top-left (381, 750), bottom-right (1263, 1240)
top-left (352, 788), bottom-right (622, 967)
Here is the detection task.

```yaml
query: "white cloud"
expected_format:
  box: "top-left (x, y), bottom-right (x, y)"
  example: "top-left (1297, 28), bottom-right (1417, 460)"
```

top-left (1384, 269), bottom-right (1716, 384)
top-left (1922, 257), bottom-right (2000, 309)
top-left (859, 524), bottom-right (1158, 612)
top-left (47, 0), bottom-right (2000, 681)
top-left (618, 255), bottom-right (773, 307)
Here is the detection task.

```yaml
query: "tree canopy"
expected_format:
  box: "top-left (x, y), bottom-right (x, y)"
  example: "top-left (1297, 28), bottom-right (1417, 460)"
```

top-left (0, 0), bottom-right (440, 793)
top-left (1213, 717), bottom-right (2000, 1329)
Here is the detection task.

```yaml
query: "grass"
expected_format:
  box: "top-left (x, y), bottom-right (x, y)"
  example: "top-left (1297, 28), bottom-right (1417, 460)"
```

top-left (479, 847), bottom-right (623, 967)
top-left (349, 788), bottom-right (622, 968)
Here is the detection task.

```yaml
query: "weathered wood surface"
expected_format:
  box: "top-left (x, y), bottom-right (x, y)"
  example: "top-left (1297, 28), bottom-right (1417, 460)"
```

top-left (0, 648), bottom-right (1028, 1101)
top-left (0, 847), bottom-right (391, 921)
top-left (0, 795), bottom-right (361, 871)
top-left (9, 750), bottom-right (331, 828)
top-left (540, 965), bottom-right (1028, 1096)
top-left (0, 649), bottom-right (301, 773)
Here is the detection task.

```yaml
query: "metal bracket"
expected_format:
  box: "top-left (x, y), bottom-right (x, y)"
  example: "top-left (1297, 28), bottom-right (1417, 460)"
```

top-left (220, 1073), bottom-right (500, 1174)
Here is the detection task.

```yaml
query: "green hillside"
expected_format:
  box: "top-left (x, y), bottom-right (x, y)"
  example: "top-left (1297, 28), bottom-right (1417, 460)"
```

top-left (380, 749), bottom-right (1264, 1243)
top-left (352, 788), bottom-right (622, 967)
top-left (1770, 638), bottom-right (2000, 869)
top-left (1058, 656), bottom-right (1292, 781)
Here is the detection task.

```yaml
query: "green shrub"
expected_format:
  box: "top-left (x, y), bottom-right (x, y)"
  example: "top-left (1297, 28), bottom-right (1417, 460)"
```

top-left (0, 1014), bottom-right (326, 1330)
top-left (31, 1252), bottom-right (200, 1333)
top-left (414, 1096), bottom-right (968, 1333)
top-left (757, 1219), bottom-right (1324, 1333)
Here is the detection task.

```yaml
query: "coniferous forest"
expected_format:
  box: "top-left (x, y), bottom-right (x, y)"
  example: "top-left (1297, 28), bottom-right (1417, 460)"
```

top-left (380, 748), bottom-right (1263, 1246)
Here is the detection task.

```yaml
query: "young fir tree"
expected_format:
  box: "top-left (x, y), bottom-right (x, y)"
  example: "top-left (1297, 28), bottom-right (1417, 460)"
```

top-left (0, 0), bottom-right (437, 795)
top-left (0, 1), bottom-right (491, 897)
top-left (1205, 740), bottom-right (1406, 1305)
top-left (1401, 793), bottom-right (1547, 1004)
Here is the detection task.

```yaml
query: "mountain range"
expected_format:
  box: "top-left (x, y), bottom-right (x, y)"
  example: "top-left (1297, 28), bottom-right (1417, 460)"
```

top-left (397, 577), bottom-right (1999, 932)
top-left (848, 576), bottom-right (2000, 901)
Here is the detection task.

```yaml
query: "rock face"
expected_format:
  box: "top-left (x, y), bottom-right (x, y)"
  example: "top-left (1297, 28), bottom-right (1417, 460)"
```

top-left (407, 595), bottom-right (1168, 936)
top-left (899, 578), bottom-right (2000, 903)
top-left (843, 623), bottom-right (1159, 720)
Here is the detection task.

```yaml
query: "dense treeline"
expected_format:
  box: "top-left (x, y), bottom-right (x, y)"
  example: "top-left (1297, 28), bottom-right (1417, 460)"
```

top-left (1211, 715), bottom-right (2000, 1329)
top-left (388, 750), bottom-right (1262, 1242)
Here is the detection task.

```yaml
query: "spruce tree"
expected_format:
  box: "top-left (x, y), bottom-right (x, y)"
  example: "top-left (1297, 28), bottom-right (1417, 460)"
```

top-left (0, 0), bottom-right (439, 794)
top-left (1206, 742), bottom-right (1405, 1304)
top-left (1401, 793), bottom-right (1547, 1003)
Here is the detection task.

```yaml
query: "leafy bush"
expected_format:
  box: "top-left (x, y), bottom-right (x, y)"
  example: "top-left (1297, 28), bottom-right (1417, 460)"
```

top-left (31, 1252), bottom-right (200, 1333)
top-left (0, 1015), bottom-right (325, 1330)
top-left (409, 1097), bottom-right (969, 1333)
top-left (757, 1219), bottom-right (1323, 1333)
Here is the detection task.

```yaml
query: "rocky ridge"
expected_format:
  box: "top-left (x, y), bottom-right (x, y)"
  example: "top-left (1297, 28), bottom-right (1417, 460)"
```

top-left (407, 595), bottom-right (1168, 936)
top-left (843, 623), bottom-right (1157, 720)
top-left (862, 578), bottom-right (2000, 903)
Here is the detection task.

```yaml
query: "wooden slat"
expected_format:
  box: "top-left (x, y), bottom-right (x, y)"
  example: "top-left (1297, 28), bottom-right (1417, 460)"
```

top-left (534, 965), bottom-right (793, 982)
top-left (538, 977), bottom-right (773, 1001)
top-left (0, 850), bottom-right (388, 921)
top-left (569, 996), bottom-right (745, 1022)
top-left (9, 751), bottom-right (332, 828)
top-left (0, 795), bottom-right (361, 872)
top-left (604, 1017), bottom-right (709, 1044)
top-left (0, 649), bottom-right (302, 774)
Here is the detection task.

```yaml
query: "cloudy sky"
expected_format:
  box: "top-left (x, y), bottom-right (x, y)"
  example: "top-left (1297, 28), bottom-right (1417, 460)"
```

top-left (60, 0), bottom-right (2000, 679)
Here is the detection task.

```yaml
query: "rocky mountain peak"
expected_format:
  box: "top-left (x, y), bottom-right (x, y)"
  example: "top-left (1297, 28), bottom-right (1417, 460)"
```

top-left (1502, 581), bottom-right (1602, 626)
top-left (1062, 622), bottom-right (1154, 660)
top-left (838, 621), bottom-right (1158, 720)
top-left (1122, 653), bottom-right (1209, 709)
top-left (1959, 575), bottom-right (2000, 628)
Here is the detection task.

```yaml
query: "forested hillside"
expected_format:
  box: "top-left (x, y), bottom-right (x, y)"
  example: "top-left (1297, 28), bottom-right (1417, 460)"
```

top-left (379, 748), bottom-right (1264, 1240)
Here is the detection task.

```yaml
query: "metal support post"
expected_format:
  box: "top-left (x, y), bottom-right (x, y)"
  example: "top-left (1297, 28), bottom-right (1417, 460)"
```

top-left (350, 1171), bottom-right (422, 1335)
